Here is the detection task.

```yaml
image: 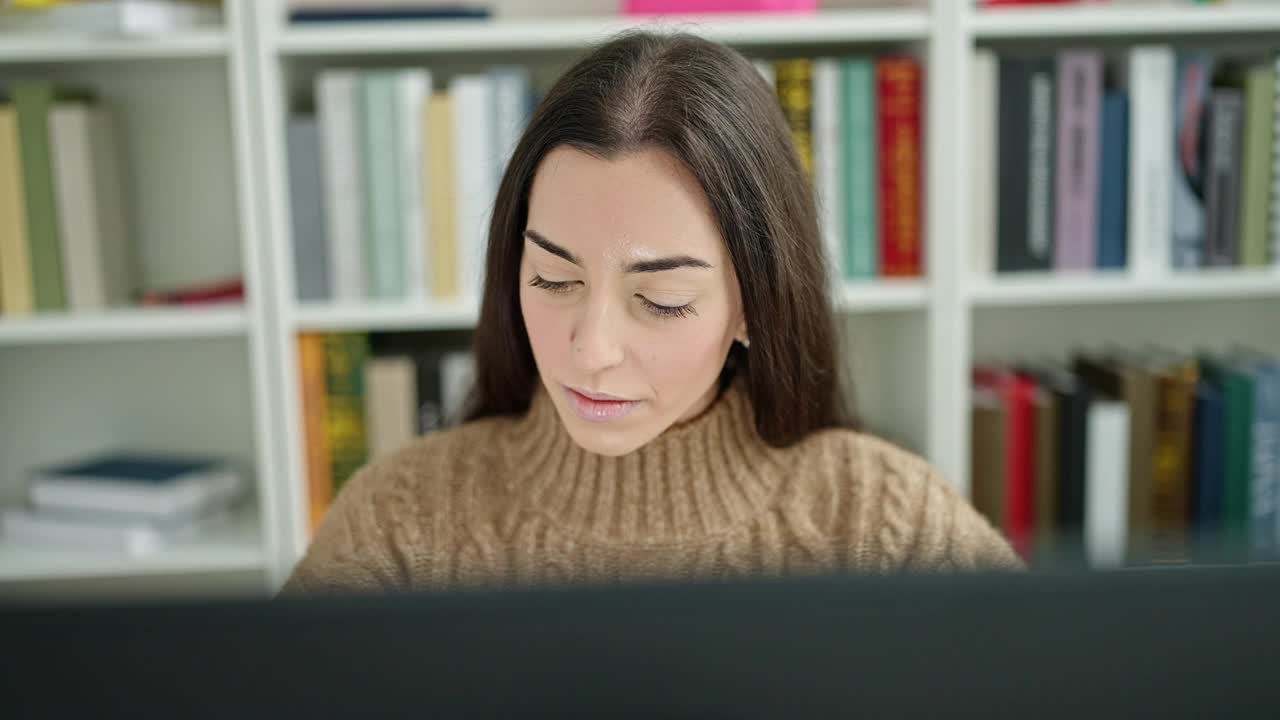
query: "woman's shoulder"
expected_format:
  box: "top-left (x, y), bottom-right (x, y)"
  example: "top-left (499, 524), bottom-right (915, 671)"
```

top-left (780, 427), bottom-right (1022, 572)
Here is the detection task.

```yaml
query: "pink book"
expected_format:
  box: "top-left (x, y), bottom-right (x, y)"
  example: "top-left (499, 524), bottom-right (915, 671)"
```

top-left (1054, 50), bottom-right (1103, 271)
top-left (624, 0), bottom-right (818, 14)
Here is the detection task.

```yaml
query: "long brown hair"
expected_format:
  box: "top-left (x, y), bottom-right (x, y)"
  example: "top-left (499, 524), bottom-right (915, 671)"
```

top-left (466, 29), bottom-right (855, 446)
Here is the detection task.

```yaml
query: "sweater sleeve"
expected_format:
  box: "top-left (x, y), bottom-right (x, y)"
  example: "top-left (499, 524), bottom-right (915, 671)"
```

top-left (279, 464), bottom-right (412, 595)
top-left (905, 471), bottom-right (1025, 572)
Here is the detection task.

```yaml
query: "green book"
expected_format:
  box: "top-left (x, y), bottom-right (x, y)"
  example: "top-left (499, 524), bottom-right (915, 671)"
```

top-left (324, 332), bottom-right (370, 491)
top-left (358, 72), bottom-right (405, 300)
top-left (841, 58), bottom-right (878, 281)
top-left (1200, 357), bottom-right (1255, 556)
top-left (1240, 64), bottom-right (1275, 268)
top-left (12, 82), bottom-right (66, 311)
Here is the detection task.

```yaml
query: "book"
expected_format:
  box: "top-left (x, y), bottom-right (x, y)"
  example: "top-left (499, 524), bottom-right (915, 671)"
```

top-left (48, 102), bottom-right (133, 312)
top-left (360, 72), bottom-right (406, 301)
top-left (399, 69), bottom-right (431, 301)
top-left (1054, 50), bottom-right (1102, 271)
top-left (450, 74), bottom-right (496, 301)
top-left (971, 49), bottom-right (997, 277)
top-left (775, 58), bottom-right (814, 178)
top-left (841, 57), bottom-right (878, 282)
top-left (972, 368), bottom-right (1035, 559)
top-left (1148, 356), bottom-right (1198, 564)
top-left (812, 57), bottom-right (843, 283)
top-left (1045, 367), bottom-right (1091, 563)
top-left (490, 65), bottom-right (532, 186)
top-left (41, 0), bottom-right (221, 34)
top-left (1086, 398), bottom-right (1130, 569)
top-left (28, 453), bottom-right (243, 520)
top-left (364, 355), bottom-right (419, 460)
top-left (139, 277), bottom-right (242, 306)
top-left (316, 70), bottom-right (367, 301)
top-left (369, 330), bottom-right (472, 434)
top-left (877, 57), bottom-right (923, 277)
top-left (1171, 52), bottom-right (1213, 270)
top-left (997, 57), bottom-right (1055, 272)
top-left (1127, 46), bottom-right (1175, 277)
top-left (1200, 356), bottom-right (1255, 559)
top-left (0, 104), bottom-right (34, 315)
top-left (1272, 54), bottom-right (1280, 267)
top-left (1192, 380), bottom-right (1225, 557)
top-left (970, 385), bottom-right (1007, 536)
top-left (287, 115), bottom-right (331, 302)
top-left (1204, 88), bottom-right (1245, 268)
top-left (0, 506), bottom-right (229, 557)
top-left (1239, 64), bottom-right (1275, 268)
top-left (298, 333), bottom-right (333, 533)
top-left (289, 6), bottom-right (490, 22)
top-left (428, 92), bottom-right (458, 299)
top-left (1097, 93), bottom-right (1130, 271)
top-left (1240, 355), bottom-right (1280, 560)
top-left (440, 351), bottom-right (476, 426)
top-left (324, 333), bottom-right (370, 491)
top-left (1033, 383), bottom-right (1059, 559)
top-left (12, 82), bottom-right (66, 311)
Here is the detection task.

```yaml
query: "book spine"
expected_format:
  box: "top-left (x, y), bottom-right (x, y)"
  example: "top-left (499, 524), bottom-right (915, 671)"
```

top-left (971, 50), bottom-right (997, 277)
top-left (1086, 400), bottom-right (1130, 569)
top-left (13, 83), bottom-right (66, 311)
top-left (812, 58), bottom-right (843, 282)
top-left (1128, 46), bottom-right (1175, 277)
top-left (428, 93), bottom-right (458, 299)
top-left (997, 59), bottom-right (1052, 272)
top-left (970, 387), bottom-right (1008, 534)
top-left (877, 57), bottom-right (923, 277)
top-left (360, 72), bottom-right (405, 300)
top-left (88, 105), bottom-right (132, 307)
top-left (1249, 365), bottom-right (1280, 559)
top-left (398, 70), bottom-right (430, 301)
top-left (0, 106), bottom-right (32, 314)
top-left (323, 333), bottom-right (369, 491)
top-left (49, 104), bottom-right (104, 311)
top-left (450, 75), bottom-right (496, 302)
top-left (1205, 89), bottom-right (1245, 267)
top-left (1005, 374), bottom-right (1037, 560)
top-left (1097, 94), bottom-right (1130, 270)
top-left (1171, 52), bottom-right (1213, 270)
top-left (364, 355), bottom-right (418, 460)
top-left (842, 57), bottom-right (877, 281)
top-left (774, 58), bottom-right (814, 178)
top-left (298, 333), bottom-right (333, 533)
top-left (287, 115), bottom-right (331, 302)
top-left (1033, 386), bottom-right (1059, 559)
top-left (1055, 380), bottom-right (1090, 554)
top-left (1151, 362), bottom-right (1198, 563)
top-left (1192, 380), bottom-right (1224, 552)
top-left (316, 71), bottom-right (366, 301)
top-left (1026, 59), bottom-right (1056, 272)
top-left (491, 66), bottom-right (531, 184)
top-left (1272, 54), bottom-right (1280, 267)
top-left (1240, 65), bottom-right (1275, 268)
top-left (1054, 51), bottom-right (1102, 271)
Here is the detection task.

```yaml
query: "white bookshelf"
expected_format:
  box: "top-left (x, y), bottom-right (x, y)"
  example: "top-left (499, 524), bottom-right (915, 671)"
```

top-left (3, 0), bottom-right (1279, 593)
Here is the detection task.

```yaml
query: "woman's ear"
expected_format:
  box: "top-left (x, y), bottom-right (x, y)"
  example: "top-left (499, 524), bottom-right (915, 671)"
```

top-left (734, 316), bottom-right (749, 347)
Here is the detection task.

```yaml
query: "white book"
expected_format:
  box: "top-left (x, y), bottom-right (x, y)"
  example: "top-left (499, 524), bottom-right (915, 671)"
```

top-left (812, 57), bottom-right (843, 284)
top-left (49, 103), bottom-right (133, 312)
top-left (45, 0), bottom-right (222, 34)
top-left (1086, 399), bottom-right (1130, 570)
top-left (1271, 54), bottom-right (1280, 268)
top-left (450, 75), bottom-right (496, 302)
top-left (1, 507), bottom-right (230, 558)
top-left (30, 455), bottom-right (244, 520)
top-left (1126, 46), bottom-right (1174, 278)
top-left (753, 59), bottom-right (776, 90)
top-left (398, 69), bottom-right (431, 301)
top-left (364, 355), bottom-right (418, 460)
top-left (490, 66), bottom-right (531, 185)
top-left (971, 49), bottom-right (998, 278)
top-left (316, 70), bottom-right (366, 301)
top-left (440, 351), bottom-right (476, 427)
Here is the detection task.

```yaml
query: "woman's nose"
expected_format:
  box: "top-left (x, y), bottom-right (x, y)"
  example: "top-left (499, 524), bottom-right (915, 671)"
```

top-left (570, 291), bottom-right (625, 372)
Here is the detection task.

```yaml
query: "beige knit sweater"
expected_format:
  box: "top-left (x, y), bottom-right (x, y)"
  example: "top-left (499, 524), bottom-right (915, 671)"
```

top-left (283, 381), bottom-right (1020, 594)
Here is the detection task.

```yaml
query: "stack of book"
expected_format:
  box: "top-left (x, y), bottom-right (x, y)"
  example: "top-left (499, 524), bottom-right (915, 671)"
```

top-left (971, 349), bottom-right (1279, 569)
top-left (0, 0), bottom-right (222, 34)
top-left (297, 331), bottom-right (475, 531)
top-left (0, 452), bottom-right (245, 557)
top-left (0, 83), bottom-right (134, 316)
top-left (290, 66), bottom-right (534, 305)
top-left (757, 55), bottom-right (925, 280)
top-left (974, 47), bottom-right (1280, 275)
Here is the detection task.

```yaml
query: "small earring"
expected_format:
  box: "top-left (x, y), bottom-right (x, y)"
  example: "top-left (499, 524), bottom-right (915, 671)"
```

top-left (738, 337), bottom-right (750, 349)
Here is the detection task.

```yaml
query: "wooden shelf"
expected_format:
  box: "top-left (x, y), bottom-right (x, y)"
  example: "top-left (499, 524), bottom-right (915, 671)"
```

top-left (0, 507), bottom-right (263, 583)
top-left (972, 5), bottom-right (1280, 39)
top-left (277, 9), bottom-right (930, 56)
top-left (0, 29), bottom-right (228, 63)
top-left (0, 306), bottom-right (248, 346)
top-left (969, 270), bottom-right (1280, 308)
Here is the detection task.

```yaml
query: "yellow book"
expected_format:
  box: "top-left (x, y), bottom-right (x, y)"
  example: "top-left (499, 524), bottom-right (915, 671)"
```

top-left (428, 93), bottom-right (458, 299)
top-left (298, 333), bottom-right (333, 534)
top-left (0, 106), bottom-right (34, 315)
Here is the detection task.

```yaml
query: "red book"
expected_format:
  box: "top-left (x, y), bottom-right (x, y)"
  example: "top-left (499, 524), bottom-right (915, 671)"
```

top-left (876, 57), bottom-right (923, 277)
top-left (972, 368), bottom-right (1037, 561)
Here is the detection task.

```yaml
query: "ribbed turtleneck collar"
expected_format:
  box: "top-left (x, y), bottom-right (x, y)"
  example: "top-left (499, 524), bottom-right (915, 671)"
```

top-left (503, 380), bottom-right (784, 546)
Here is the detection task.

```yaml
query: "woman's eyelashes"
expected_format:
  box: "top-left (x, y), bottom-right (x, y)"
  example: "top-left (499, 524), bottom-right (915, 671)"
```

top-left (528, 274), bottom-right (697, 319)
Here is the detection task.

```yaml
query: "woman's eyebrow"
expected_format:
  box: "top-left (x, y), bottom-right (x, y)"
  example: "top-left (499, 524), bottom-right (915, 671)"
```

top-left (524, 229), bottom-right (581, 266)
top-left (523, 229), bottom-right (713, 273)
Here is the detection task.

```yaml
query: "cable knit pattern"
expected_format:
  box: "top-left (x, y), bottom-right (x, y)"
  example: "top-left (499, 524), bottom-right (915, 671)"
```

top-left (283, 382), bottom-right (1021, 594)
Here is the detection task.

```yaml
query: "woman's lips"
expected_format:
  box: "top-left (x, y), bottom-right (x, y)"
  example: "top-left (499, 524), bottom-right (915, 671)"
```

top-left (563, 385), bottom-right (641, 423)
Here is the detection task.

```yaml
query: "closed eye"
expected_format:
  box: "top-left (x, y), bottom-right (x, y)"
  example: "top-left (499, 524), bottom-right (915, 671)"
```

top-left (528, 274), bottom-right (578, 294)
top-left (638, 296), bottom-right (697, 319)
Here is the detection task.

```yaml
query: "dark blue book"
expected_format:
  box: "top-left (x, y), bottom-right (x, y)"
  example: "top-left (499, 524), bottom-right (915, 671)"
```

top-left (1096, 92), bottom-right (1129, 270)
top-left (31, 452), bottom-right (242, 519)
top-left (289, 6), bottom-right (490, 23)
top-left (38, 454), bottom-right (223, 485)
top-left (1192, 380), bottom-right (1225, 550)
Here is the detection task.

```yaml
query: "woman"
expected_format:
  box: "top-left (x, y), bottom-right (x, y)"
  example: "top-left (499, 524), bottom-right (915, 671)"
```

top-left (284, 31), bottom-right (1019, 594)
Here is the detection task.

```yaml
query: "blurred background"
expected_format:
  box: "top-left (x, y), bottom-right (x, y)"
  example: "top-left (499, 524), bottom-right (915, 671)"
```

top-left (0, 0), bottom-right (1276, 599)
